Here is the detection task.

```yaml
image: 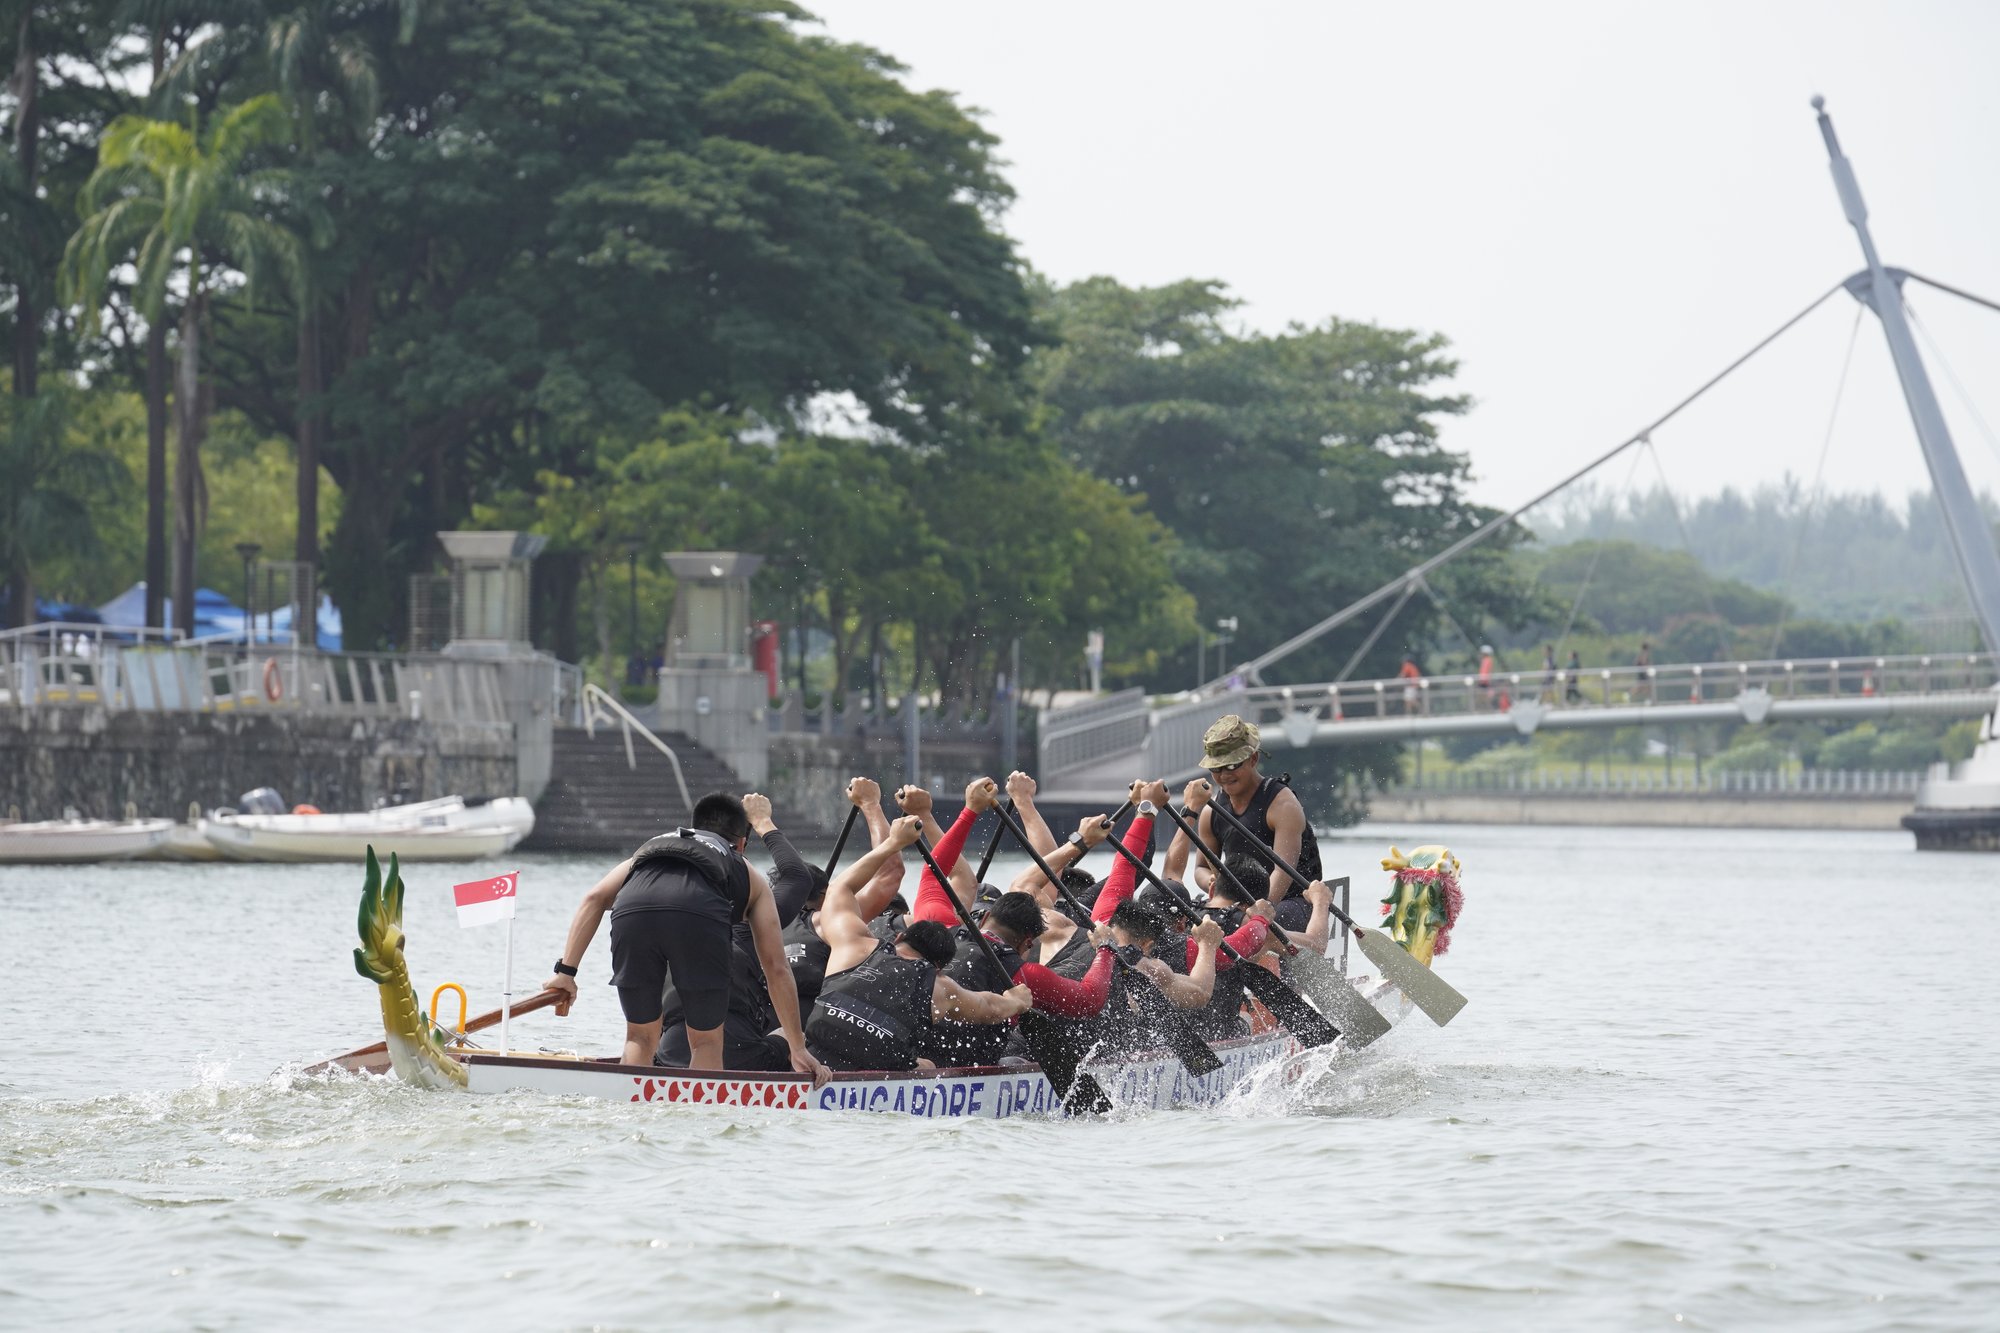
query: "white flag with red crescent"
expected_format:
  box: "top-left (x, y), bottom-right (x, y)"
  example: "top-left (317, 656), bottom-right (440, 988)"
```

top-left (452, 871), bottom-right (518, 928)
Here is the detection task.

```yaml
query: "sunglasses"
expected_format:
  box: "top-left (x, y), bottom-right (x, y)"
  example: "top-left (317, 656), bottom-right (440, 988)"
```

top-left (1212, 757), bottom-right (1251, 773)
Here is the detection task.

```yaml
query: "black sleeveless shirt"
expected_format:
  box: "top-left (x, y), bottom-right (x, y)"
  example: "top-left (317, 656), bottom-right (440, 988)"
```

top-left (615, 829), bottom-right (752, 924)
top-left (782, 910), bottom-right (832, 1009)
top-left (924, 930), bottom-right (1023, 1068)
top-left (806, 942), bottom-right (935, 1071)
top-left (1215, 775), bottom-right (1321, 894)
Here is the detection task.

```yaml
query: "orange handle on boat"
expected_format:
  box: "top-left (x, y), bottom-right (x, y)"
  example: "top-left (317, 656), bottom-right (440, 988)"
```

top-left (429, 982), bottom-right (468, 1033)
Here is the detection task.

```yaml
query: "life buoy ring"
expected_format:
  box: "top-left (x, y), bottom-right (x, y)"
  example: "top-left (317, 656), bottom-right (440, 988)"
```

top-left (292, 803), bottom-right (322, 815)
top-left (262, 657), bottom-right (283, 703)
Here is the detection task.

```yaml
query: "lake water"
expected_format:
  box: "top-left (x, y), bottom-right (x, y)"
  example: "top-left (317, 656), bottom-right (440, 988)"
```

top-left (3, 822), bottom-right (1996, 1330)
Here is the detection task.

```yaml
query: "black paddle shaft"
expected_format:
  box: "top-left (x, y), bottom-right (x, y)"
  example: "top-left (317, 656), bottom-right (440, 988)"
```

top-left (1156, 800), bottom-right (1310, 956)
top-left (968, 799), bottom-right (1012, 885)
top-left (1096, 818), bottom-right (1342, 1048)
top-left (910, 829), bottom-right (1112, 1113)
top-left (989, 802), bottom-right (1223, 1077)
top-left (1197, 781), bottom-right (1365, 934)
top-left (822, 803), bottom-right (861, 878)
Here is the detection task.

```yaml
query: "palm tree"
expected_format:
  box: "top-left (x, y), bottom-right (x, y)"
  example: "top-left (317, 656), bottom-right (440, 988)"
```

top-left (0, 391), bottom-right (129, 627)
top-left (61, 94), bottom-right (302, 634)
top-left (161, 1), bottom-right (423, 642)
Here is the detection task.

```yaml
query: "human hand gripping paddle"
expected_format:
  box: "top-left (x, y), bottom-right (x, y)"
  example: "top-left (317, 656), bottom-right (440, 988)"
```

top-left (1196, 780), bottom-right (1467, 1026)
top-left (1153, 799), bottom-right (1394, 1046)
top-left (1094, 806), bottom-right (1341, 1050)
top-left (908, 832), bottom-right (1115, 1116)
top-left (988, 802), bottom-right (1224, 1079)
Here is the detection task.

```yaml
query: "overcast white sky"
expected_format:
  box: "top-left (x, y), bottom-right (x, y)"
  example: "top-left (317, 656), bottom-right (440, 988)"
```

top-left (806, 0), bottom-right (2000, 520)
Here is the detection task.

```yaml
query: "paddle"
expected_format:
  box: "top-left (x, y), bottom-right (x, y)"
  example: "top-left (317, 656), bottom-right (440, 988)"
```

top-left (968, 798), bottom-right (1011, 886)
top-left (306, 988), bottom-right (565, 1074)
top-left (909, 832), bottom-right (1113, 1115)
top-left (1094, 814), bottom-right (1341, 1049)
top-left (821, 804), bottom-right (861, 877)
top-left (990, 803), bottom-right (1224, 1078)
top-left (1197, 781), bottom-right (1468, 1025)
top-left (1155, 801), bottom-right (1394, 1046)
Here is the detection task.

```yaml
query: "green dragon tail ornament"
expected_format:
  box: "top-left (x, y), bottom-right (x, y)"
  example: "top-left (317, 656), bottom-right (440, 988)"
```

top-left (354, 846), bottom-right (468, 1089)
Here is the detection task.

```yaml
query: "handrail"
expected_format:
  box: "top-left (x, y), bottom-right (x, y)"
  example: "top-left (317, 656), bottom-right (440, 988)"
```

top-left (581, 682), bottom-right (695, 816)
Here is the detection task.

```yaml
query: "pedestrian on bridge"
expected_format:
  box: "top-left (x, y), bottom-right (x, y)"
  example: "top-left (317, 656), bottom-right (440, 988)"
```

top-left (1398, 652), bottom-right (1423, 715)
top-left (1565, 648), bottom-right (1583, 704)
top-left (1540, 644), bottom-right (1558, 703)
top-left (1477, 645), bottom-right (1496, 710)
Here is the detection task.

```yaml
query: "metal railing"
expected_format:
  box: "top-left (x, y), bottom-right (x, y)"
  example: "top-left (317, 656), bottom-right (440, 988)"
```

top-left (582, 682), bottom-right (694, 815)
top-left (1377, 766), bottom-right (1926, 797)
top-left (1037, 688), bottom-right (1150, 776)
top-left (1, 631), bottom-right (511, 725)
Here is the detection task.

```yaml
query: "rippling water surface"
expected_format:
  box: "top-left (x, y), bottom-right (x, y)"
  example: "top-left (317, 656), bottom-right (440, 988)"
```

top-left (4, 822), bottom-right (1997, 1330)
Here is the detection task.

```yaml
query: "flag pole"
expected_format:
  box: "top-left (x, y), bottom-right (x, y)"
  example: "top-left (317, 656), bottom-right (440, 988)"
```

top-left (501, 913), bottom-right (514, 1054)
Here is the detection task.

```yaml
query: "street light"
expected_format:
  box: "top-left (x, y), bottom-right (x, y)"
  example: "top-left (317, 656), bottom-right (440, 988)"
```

top-left (1214, 616), bottom-right (1238, 681)
top-left (234, 542), bottom-right (262, 648)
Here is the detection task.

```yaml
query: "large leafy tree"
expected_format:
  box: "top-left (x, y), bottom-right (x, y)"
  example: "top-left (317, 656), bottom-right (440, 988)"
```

top-left (1032, 276), bottom-right (1546, 687)
top-left (0, 387), bottom-right (129, 619)
top-left (186, 0), bottom-right (1039, 650)
top-left (63, 93), bottom-right (302, 632)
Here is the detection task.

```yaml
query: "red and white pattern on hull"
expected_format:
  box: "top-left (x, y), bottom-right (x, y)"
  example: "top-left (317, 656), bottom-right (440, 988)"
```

top-left (462, 1027), bottom-right (1321, 1118)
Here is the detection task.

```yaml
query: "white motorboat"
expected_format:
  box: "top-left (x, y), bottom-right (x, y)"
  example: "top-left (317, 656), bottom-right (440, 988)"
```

top-left (0, 816), bottom-right (174, 864)
top-left (199, 796), bottom-right (534, 863)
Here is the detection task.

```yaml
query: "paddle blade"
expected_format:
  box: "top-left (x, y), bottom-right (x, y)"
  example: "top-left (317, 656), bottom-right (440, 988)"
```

top-left (1284, 947), bottom-right (1394, 1047)
top-left (1065, 1071), bottom-right (1114, 1117)
top-left (1235, 961), bottom-right (1341, 1049)
top-left (1131, 983), bottom-right (1223, 1076)
top-left (1354, 926), bottom-right (1468, 1025)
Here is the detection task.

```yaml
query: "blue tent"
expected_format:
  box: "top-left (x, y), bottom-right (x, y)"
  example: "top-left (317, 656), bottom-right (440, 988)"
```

top-left (0, 592), bottom-right (103, 625)
top-left (95, 582), bottom-right (344, 651)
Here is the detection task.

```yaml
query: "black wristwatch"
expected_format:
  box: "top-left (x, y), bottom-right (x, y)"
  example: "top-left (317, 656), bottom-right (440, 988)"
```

top-left (1065, 831), bottom-right (1087, 853)
top-left (552, 960), bottom-right (578, 977)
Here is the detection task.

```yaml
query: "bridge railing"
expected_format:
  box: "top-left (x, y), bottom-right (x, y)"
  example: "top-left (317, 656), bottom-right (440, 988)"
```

top-left (1221, 652), bottom-right (1997, 730)
top-left (1036, 652), bottom-right (1997, 780)
top-left (1375, 766), bottom-right (1926, 797)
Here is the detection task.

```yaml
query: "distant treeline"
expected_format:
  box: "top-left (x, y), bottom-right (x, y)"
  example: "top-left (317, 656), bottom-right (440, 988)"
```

top-left (1530, 481), bottom-right (1998, 629)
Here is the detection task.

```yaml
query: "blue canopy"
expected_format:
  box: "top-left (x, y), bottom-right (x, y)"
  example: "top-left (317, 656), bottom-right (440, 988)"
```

top-left (94, 582), bottom-right (344, 652)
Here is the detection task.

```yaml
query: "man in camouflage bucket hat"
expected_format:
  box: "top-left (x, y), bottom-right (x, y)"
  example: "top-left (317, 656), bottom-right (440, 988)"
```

top-left (1182, 714), bottom-right (1323, 933)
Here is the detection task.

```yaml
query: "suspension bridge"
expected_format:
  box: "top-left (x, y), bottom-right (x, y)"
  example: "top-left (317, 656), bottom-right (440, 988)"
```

top-left (1037, 99), bottom-right (2000, 807)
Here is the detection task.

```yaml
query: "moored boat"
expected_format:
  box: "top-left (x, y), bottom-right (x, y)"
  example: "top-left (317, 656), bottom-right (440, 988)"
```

top-left (0, 815), bottom-right (174, 864)
top-left (203, 795), bottom-right (534, 863)
top-left (322, 847), bottom-right (1415, 1117)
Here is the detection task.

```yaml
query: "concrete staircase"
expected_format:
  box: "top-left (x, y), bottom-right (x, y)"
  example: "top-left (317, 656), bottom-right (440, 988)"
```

top-left (522, 725), bottom-right (744, 853)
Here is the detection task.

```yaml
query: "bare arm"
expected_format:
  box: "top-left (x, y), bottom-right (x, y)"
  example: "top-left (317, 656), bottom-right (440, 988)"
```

top-left (1297, 880), bottom-right (1333, 955)
top-left (1163, 824), bottom-right (1192, 882)
top-left (745, 869), bottom-right (827, 1083)
top-left (931, 976), bottom-right (1033, 1024)
top-left (851, 776), bottom-right (905, 905)
top-left (1137, 955), bottom-right (1213, 1009)
top-left (824, 816), bottom-right (923, 972)
top-left (1006, 814), bottom-right (1109, 901)
top-left (1264, 790), bottom-right (1307, 903)
top-left (542, 857), bottom-right (633, 1015)
top-left (1006, 771), bottom-right (1057, 856)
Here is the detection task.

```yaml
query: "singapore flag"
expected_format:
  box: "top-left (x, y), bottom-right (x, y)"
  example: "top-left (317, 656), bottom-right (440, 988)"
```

top-left (453, 871), bottom-right (519, 928)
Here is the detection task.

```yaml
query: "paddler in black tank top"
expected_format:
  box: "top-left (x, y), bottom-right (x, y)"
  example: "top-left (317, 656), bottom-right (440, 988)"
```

top-left (804, 815), bottom-right (1035, 1071)
top-left (782, 778), bottom-right (907, 1009)
top-left (1185, 715), bottom-right (1323, 933)
top-left (541, 792), bottom-right (827, 1083)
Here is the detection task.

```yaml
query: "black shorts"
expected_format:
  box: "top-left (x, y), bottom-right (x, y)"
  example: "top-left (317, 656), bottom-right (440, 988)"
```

top-left (609, 907), bottom-right (731, 1029)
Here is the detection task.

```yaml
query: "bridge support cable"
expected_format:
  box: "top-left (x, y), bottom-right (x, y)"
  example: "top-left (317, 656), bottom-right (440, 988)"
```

top-left (1555, 440), bottom-right (1653, 657)
top-left (1642, 439), bottom-right (1730, 643)
top-left (1769, 305), bottom-right (1865, 658)
top-left (1214, 280), bottom-right (1850, 691)
top-left (1416, 577), bottom-right (1490, 670)
top-left (1904, 299), bottom-right (2000, 473)
top-left (1902, 270), bottom-right (2000, 321)
top-left (1334, 577), bottom-right (1419, 682)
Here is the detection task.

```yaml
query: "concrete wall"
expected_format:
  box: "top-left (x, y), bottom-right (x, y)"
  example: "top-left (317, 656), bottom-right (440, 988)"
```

top-left (0, 708), bottom-right (517, 821)
top-left (1363, 790), bottom-right (1913, 830)
top-left (764, 732), bottom-right (1002, 836)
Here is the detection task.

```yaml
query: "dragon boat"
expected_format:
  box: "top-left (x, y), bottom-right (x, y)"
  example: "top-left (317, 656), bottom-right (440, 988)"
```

top-left (319, 845), bottom-right (1462, 1118)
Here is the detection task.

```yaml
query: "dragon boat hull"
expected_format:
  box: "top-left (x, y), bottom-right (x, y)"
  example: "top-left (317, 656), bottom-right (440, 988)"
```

top-left (458, 1027), bottom-right (1312, 1117)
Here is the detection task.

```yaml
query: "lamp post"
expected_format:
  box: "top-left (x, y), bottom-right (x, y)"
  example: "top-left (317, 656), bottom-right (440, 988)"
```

top-left (622, 540), bottom-right (641, 682)
top-left (1214, 616), bottom-right (1239, 683)
top-left (234, 542), bottom-right (262, 649)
